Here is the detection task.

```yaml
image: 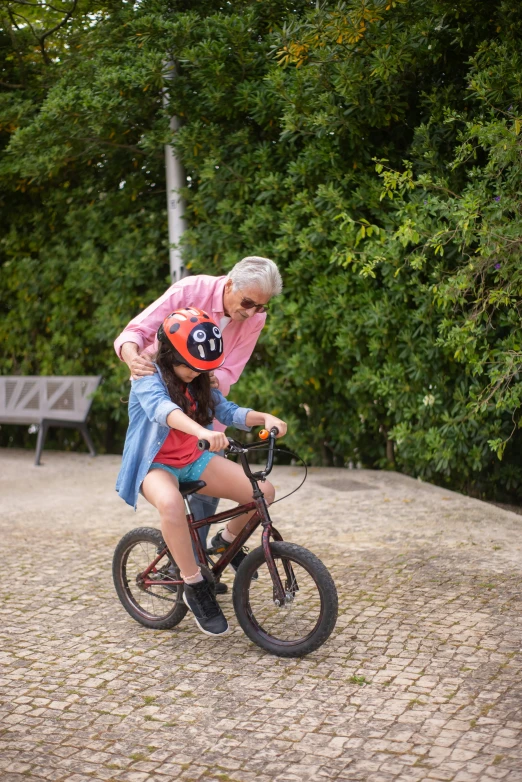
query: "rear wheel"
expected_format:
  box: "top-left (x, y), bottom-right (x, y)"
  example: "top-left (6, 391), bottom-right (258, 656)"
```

top-left (232, 542), bottom-right (338, 657)
top-left (112, 527), bottom-right (187, 629)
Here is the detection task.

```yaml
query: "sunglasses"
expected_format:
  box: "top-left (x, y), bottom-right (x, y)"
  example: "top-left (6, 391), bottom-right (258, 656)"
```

top-left (239, 297), bottom-right (269, 314)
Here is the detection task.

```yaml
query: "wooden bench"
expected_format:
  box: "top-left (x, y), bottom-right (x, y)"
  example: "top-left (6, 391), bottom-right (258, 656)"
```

top-left (0, 376), bottom-right (101, 465)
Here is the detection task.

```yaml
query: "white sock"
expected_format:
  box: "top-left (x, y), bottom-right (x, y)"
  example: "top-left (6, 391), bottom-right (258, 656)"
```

top-left (222, 527), bottom-right (236, 543)
top-left (182, 568), bottom-right (204, 585)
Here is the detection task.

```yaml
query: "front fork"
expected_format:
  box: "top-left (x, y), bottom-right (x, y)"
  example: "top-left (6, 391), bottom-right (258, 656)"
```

top-left (257, 496), bottom-right (297, 606)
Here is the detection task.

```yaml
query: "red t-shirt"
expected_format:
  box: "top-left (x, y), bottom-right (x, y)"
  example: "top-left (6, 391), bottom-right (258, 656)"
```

top-left (153, 388), bottom-right (202, 468)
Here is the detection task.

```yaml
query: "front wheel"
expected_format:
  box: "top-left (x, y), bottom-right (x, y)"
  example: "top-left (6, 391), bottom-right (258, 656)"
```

top-left (232, 542), bottom-right (338, 657)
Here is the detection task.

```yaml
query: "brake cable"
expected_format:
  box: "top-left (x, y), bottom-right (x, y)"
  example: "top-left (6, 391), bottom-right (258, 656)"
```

top-left (230, 442), bottom-right (308, 505)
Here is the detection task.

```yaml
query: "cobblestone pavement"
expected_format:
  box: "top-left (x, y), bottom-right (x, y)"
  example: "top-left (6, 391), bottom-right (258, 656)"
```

top-left (1, 449), bottom-right (522, 782)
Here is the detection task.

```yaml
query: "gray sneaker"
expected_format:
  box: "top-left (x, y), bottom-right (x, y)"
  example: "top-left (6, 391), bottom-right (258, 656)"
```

top-left (165, 561), bottom-right (228, 595)
top-left (210, 530), bottom-right (248, 571)
top-left (210, 531), bottom-right (257, 579)
top-left (183, 578), bottom-right (229, 636)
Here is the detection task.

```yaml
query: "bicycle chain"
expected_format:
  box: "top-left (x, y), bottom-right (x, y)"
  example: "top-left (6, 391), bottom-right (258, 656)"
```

top-left (141, 585), bottom-right (180, 604)
top-left (139, 562), bottom-right (181, 604)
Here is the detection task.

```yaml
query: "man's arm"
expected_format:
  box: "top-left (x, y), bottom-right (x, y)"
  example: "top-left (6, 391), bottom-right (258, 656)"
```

top-left (114, 281), bottom-right (190, 376)
top-left (120, 342), bottom-right (156, 379)
top-left (213, 315), bottom-right (265, 396)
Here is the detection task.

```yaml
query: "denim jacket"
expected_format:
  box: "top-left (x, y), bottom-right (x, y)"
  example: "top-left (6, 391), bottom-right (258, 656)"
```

top-left (116, 370), bottom-right (252, 509)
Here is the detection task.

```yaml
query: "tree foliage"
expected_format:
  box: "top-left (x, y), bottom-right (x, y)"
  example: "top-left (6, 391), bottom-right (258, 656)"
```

top-left (1, 0), bottom-right (522, 498)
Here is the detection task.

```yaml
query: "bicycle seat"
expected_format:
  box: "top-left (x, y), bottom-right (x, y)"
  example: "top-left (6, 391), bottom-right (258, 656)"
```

top-left (178, 480), bottom-right (206, 497)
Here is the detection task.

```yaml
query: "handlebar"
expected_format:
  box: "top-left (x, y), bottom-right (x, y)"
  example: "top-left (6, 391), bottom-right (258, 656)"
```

top-left (197, 426), bottom-right (280, 481)
top-left (263, 427), bottom-right (279, 475)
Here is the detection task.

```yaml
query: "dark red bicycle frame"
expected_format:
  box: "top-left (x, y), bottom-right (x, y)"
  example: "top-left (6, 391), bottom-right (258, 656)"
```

top-left (139, 433), bottom-right (291, 603)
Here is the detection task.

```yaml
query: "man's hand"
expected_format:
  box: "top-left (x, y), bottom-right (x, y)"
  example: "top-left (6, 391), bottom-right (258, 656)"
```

top-left (129, 354), bottom-right (156, 379)
top-left (121, 342), bottom-right (157, 379)
top-left (209, 371), bottom-right (219, 390)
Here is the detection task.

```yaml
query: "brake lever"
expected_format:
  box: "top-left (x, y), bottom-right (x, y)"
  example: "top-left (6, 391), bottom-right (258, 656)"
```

top-left (226, 438), bottom-right (247, 454)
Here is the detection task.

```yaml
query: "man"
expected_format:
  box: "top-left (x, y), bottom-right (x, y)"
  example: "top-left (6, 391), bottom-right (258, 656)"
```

top-left (114, 255), bottom-right (283, 591)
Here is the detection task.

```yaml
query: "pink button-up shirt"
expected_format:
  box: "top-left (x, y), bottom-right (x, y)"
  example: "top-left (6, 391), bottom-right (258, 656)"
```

top-left (114, 275), bottom-right (266, 429)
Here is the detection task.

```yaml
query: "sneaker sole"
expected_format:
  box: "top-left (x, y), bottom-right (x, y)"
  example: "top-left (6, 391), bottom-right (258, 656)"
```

top-left (182, 592), bottom-right (230, 637)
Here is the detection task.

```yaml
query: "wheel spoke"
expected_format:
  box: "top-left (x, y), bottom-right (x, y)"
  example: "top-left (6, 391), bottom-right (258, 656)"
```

top-left (233, 542), bottom-right (337, 657)
top-left (247, 557), bottom-right (322, 643)
top-left (113, 527), bottom-right (188, 631)
top-left (124, 540), bottom-right (179, 619)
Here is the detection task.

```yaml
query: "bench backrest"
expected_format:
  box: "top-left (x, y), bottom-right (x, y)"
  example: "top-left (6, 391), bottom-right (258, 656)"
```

top-left (0, 376), bottom-right (102, 425)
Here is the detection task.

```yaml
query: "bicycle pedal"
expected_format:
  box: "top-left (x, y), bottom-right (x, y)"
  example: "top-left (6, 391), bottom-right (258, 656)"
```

top-left (205, 545), bottom-right (226, 555)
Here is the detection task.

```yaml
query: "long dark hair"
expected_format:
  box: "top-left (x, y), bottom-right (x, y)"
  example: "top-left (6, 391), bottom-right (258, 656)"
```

top-left (155, 340), bottom-right (216, 426)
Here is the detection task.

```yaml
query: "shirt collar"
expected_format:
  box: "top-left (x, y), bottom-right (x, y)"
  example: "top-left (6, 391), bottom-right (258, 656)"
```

top-left (211, 276), bottom-right (228, 317)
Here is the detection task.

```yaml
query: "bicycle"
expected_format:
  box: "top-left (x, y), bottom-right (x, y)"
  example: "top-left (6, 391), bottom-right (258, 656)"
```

top-left (112, 428), bottom-right (338, 657)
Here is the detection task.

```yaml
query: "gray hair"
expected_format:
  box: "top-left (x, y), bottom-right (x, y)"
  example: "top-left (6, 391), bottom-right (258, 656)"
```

top-left (227, 256), bottom-right (283, 298)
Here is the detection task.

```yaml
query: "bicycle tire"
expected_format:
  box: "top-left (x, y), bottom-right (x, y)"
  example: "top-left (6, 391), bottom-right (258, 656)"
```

top-left (112, 526), bottom-right (188, 630)
top-left (232, 542), bottom-right (338, 657)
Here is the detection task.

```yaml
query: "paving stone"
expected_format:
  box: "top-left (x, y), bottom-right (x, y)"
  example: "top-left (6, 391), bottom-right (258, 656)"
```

top-left (1, 450), bottom-right (522, 782)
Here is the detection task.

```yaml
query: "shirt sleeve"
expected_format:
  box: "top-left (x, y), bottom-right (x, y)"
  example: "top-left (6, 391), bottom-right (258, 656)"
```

top-left (114, 283), bottom-right (188, 359)
top-left (213, 315), bottom-right (266, 396)
top-left (132, 374), bottom-right (180, 426)
top-left (212, 390), bottom-right (252, 432)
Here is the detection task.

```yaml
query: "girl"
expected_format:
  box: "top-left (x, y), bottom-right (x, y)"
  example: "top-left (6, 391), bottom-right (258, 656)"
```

top-left (116, 307), bottom-right (287, 637)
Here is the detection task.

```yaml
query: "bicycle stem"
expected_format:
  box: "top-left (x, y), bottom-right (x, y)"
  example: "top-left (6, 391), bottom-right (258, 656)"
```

top-left (226, 428), bottom-right (278, 483)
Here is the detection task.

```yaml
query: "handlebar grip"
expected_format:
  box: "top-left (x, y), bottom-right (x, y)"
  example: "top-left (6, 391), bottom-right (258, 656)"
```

top-left (197, 439), bottom-right (211, 451)
top-left (259, 426), bottom-right (280, 441)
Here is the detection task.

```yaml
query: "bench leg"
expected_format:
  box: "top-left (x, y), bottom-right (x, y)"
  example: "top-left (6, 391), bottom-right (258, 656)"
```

top-left (34, 420), bottom-right (50, 466)
top-left (79, 423), bottom-right (97, 457)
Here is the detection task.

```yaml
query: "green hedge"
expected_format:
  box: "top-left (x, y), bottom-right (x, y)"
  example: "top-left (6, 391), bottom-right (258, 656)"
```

top-left (1, 0), bottom-right (521, 499)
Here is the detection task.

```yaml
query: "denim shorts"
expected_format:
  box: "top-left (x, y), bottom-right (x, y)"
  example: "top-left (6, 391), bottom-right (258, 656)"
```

top-left (148, 450), bottom-right (215, 485)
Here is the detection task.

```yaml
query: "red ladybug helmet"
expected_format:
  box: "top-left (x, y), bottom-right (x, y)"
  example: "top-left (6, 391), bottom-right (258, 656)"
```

top-left (158, 307), bottom-right (225, 372)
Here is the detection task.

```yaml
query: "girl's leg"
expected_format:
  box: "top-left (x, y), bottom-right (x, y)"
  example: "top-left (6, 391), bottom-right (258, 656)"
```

top-left (141, 469), bottom-right (199, 578)
top-left (143, 468), bottom-right (229, 637)
top-left (199, 455), bottom-right (275, 537)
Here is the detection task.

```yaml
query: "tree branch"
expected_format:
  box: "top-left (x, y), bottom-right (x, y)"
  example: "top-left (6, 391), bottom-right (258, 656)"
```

top-left (39, 0), bottom-right (77, 63)
top-left (78, 137), bottom-right (158, 157)
top-left (3, 10), bottom-right (27, 87)
top-left (9, 8), bottom-right (40, 41)
top-left (0, 79), bottom-right (24, 88)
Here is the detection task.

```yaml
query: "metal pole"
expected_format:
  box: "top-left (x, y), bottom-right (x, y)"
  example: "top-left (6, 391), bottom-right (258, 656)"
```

top-left (163, 62), bottom-right (187, 284)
